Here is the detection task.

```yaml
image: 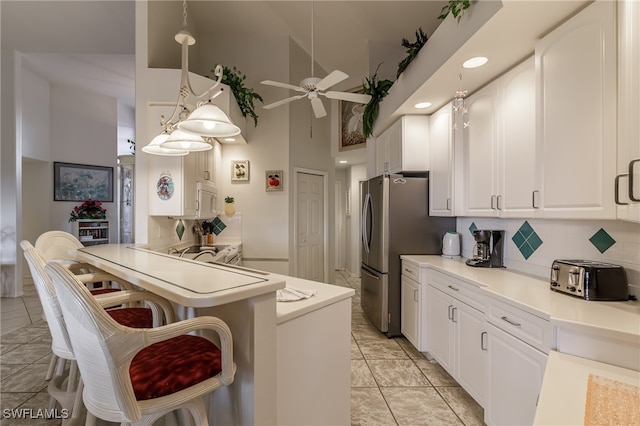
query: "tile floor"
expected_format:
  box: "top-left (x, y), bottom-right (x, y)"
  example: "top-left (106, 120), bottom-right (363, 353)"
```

top-left (1, 272), bottom-right (484, 425)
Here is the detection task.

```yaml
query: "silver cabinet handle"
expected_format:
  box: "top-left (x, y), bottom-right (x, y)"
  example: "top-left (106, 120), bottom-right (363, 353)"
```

top-left (629, 159), bottom-right (640, 202)
top-left (451, 307), bottom-right (457, 323)
top-left (501, 316), bottom-right (521, 327)
top-left (448, 305), bottom-right (454, 320)
top-left (481, 331), bottom-right (488, 351)
top-left (448, 285), bottom-right (459, 291)
top-left (490, 195), bottom-right (497, 209)
top-left (532, 190), bottom-right (540, 209)
top-left (446, 198), bottom-right (451, 211)
top-left (496, 195), bottom-right (502, 210)
top-left (414, 289), bottom-right (419, 302)
top-left (615, 174), bottom-right (630, 205)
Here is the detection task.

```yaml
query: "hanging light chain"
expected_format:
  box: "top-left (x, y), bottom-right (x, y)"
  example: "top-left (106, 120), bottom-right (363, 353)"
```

top-left (182, 0), bottom-right (188, 31)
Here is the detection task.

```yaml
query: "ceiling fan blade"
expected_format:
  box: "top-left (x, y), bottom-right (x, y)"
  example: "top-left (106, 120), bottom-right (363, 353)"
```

top-left (261, 80), bottom-right (306, 92)
top-left (324, 91), bottom-right (372, 104)
top-left (315, 70), bottom-right (348, 91)
top-left (263, 94), bottom-right (306, 110)
top-left (310, 97), bottom-right (327, 118)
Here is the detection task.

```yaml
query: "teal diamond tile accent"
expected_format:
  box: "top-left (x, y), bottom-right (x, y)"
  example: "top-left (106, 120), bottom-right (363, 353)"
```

top-left (512, 221), bottom-right (543, 260)
top-left (589, 228), bottom-right (616, 253)
top-left (176, 219), bottom-right (185, 240)
top-left (211, 217), bottom-right (227, 236)
top-left (469, 222), bottom-right (477, 235)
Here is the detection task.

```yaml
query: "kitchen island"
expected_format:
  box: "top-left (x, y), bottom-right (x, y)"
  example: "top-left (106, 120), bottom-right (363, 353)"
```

top-left (75, 244), bottom-right (354, 426)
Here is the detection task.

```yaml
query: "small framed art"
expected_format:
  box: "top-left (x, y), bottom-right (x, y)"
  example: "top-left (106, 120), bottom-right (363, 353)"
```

top-left (265, 170), bottom-right (283, 191)
top-left (231, 160), bottom-right (249, 181)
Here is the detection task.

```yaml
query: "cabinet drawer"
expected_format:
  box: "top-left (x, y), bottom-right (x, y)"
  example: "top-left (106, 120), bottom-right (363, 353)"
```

top-left (401, 260), bottom-right (421, 282)
top-left (429, 270), bottom-right (485, 312)
top-left (486, 298), bottom-right (551, 353)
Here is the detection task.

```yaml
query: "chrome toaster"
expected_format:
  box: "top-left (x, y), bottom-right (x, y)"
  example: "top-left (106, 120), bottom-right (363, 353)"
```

top-left (550, 260), bottom-right (628, 301)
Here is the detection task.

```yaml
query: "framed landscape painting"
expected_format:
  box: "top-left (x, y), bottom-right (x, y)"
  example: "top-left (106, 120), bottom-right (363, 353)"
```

top-left (54, 162), bottom-right (113, 202)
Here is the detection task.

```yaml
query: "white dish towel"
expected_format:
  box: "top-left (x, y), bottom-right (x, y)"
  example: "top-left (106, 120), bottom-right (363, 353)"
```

top-left (276, 286), bottom-right (317, 302)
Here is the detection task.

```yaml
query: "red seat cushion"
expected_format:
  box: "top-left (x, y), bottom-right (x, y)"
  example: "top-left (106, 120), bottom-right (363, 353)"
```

top-left (129, 334), bottom-right (222, 400)
top-left (90, 288), bottom-right (121, 296)
top-left (107, 307), bottom-right (153, 328)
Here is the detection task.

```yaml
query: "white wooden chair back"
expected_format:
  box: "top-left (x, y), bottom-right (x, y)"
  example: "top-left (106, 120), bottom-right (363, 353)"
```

top-left (35, 230), bottom-right (83, 263)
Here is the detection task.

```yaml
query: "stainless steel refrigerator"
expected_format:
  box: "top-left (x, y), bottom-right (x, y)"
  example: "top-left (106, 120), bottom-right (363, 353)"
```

top-left (361, 174), bottom-right (455, 337)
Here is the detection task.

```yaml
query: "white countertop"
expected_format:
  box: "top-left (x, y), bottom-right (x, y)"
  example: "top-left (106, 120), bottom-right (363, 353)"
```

top-left (401, 255), bottom-right (640, 344)
top-left (76, 244), bottom-right (284, 308)
top-left (534, 351), bottom-right (640, 425)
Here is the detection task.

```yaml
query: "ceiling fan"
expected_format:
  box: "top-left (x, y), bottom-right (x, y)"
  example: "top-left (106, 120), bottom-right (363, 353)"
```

top-left (261, 1), bottom-right (371, 118)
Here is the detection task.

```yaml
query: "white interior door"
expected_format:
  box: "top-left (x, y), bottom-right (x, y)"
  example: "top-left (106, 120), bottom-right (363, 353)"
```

top-left (296, 171), bottom-right (325, 281)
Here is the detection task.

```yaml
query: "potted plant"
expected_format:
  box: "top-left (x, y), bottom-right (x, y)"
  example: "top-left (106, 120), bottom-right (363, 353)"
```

top-left (362, 65), bottom-right (394, 138)
top-left (215, 65), bottom-right (264, 127)
top-left (69, 199), bottom-right (107, 223)
top-left (224, 196), bottom-right (235, 216)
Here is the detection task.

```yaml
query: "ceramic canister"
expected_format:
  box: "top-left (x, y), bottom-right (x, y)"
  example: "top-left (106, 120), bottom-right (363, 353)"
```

top-left (442, 231), bottom-right (461, 257)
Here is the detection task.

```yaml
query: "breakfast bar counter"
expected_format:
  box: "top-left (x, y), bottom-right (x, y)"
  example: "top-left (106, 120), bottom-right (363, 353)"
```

top-left (74, 244), bottom-right (354, 426)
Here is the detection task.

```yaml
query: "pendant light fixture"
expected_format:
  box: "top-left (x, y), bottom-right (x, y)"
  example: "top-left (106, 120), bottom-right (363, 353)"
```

top-left (142, 0), bottom-right (241, 156)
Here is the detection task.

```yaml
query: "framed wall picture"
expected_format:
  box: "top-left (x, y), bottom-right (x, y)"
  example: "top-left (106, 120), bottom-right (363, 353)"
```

top-left (53, 162), bottom-right (114, 202)
top-left (265, 170), bottom-right (283, 191)
top-left (339, 86), bottom-right (367, 152)
top-left (231, 160), bottom-right (249, 182)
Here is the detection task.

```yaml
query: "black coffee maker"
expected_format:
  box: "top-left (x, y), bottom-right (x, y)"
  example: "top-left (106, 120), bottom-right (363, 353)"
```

top-left (466, 230), bottom-right (505, 268)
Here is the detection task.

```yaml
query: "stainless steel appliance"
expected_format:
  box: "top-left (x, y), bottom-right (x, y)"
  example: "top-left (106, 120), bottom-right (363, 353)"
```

top-left (550, 259), bottom-right (628, 300)
top-left (361, 174), bottom-right (455, 337)
top-left (465, 229), bottom-right (505, 268)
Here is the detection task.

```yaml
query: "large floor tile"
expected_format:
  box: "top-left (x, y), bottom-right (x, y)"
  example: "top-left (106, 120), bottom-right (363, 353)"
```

top-left (367, 359), bottom-right (431, 387)
top-left (351, 360), bottom-right (377, 387)
top-left (357, 339), bottom-right (409, 360)
top-left (414, 358), bottom-right (458, 386)
top-left (1, 344), bottom-right (52, 365)
top-left (351, 388), bottom-right (397, 426)
top-left (436, 386), bottom-right (485, 426)
top-left (351, 323), bottom-right (388, 341)
top-left (351, 338), bottom-right (364, 360)
top-left (395, 337), bottom-right (427, 360)
top-left (0, 363), bottom-right (49, 393)
top-left (381, 387), bottom-right (464, 426)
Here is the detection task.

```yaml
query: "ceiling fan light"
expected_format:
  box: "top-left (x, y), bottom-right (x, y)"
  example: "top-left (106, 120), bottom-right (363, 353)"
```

top-left (142, 133), bottom-right (189, 156)
top-left (160, 129), bottom-right (212, 152)
top-left (177, 104), bottom-right (241, 137)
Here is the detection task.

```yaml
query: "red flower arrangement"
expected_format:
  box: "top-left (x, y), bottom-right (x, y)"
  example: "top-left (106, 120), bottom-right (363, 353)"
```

top-left (69, 199), bottom-right (107, 223)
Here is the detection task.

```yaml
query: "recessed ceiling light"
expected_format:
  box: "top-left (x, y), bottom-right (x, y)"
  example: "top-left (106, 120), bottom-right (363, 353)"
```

top-left (338, 160), bottom-right (348, 164)
top-left (224, 137), bottom-right (236, 142)
top-left (414, 102), bottom-right (432, 109)
top-left (463, 56), bottom-right (488, 69)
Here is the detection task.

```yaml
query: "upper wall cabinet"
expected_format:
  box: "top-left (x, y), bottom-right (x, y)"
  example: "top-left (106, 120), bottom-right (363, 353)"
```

top-left (536, 0), bottom-right (617, 219)
top-left (461, 57), bottom-right (538, 218)
top-left (429, 103), bottom-right (456, 216)
top-left (616, 0), bottom-right (640, 223)
top-left (375, 115), bottom-right (430, 176)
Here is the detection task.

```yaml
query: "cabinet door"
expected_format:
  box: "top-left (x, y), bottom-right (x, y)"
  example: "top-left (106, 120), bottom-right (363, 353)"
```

top-left (616, 0), bottom-right (640, 223)
top-left (485, 323), bottom-right (547, 426)
top-left (536, 1), bottom-right (616, 219)
top-left (430, 103), bottom-right (455, 216)
top-left (401, 276), bottom-right (420, 350)
top-left (386, 119), bottom-right (403, 174)
top-left (426, 285), bottom-right (454, 372)
top-left (195, 148), bottom-right (215, 183)
top-left (456, 303), bottom-right (486, 406)
top-left (375, 130), bottom-right (390, 175)
top-left (498, 57), bottom-right (539, 217)
top-left (462, 82), bottom-right (499, 216)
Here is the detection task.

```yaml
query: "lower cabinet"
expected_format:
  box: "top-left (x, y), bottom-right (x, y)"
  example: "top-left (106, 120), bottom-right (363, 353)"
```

top-left (426, 270), bottom-right (487, 406)
top-left (401, 275), bottom-right (422, 350)
top-left (485, 323), bottom-right (548, 426)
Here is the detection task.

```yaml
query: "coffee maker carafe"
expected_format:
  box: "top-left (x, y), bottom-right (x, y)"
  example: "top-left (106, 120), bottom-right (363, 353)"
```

top-left (466, 230), bottom-right (505, 268)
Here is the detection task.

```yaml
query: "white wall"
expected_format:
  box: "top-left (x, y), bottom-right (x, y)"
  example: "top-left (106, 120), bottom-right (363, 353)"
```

top-left (458, 217), bottom-right (640, 290)
top-left (21, 67), bottom-right (50, 161)
top-left (345, 163), bottom-right (366, 277)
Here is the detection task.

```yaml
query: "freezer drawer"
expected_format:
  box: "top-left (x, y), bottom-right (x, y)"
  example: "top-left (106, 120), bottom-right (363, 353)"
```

top-left (361, 264), bottom-right (389, 333)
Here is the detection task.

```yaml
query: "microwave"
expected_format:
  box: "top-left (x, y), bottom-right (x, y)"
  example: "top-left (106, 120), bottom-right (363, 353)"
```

top-left (196, 181), bottom-right (218, 218)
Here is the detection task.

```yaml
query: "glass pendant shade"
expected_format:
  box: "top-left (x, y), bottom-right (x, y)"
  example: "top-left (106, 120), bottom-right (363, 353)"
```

top-left (177, 104), bottom-right (241, 137)
top-left (160, 129), bottom-right (212, 152)
top-left (141, 133), bottom-right (188, 156)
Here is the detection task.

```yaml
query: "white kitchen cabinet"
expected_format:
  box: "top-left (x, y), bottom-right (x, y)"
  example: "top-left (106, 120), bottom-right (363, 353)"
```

top-left (484, 298), bottom-right (551, 426)
top-left (536, 1), bottom-right (617, 219)
top-left (462, 57), bottom-right (538, 218)
top-left (426, 270), bottom-right (486, 405)
top-left (401, 275), bottom-right (421, 350)
top-left (616, 0), bottom-right (640, 223)
top-left (375, 115), bottom-right (429, 175)
top-left (400, 259), bottom-right (428, 351)
top-left (429, 103), bottom-right (456, 216)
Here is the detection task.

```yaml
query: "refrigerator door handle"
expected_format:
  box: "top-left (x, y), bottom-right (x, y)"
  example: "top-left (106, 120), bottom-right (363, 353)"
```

top-left (362, 193), bottom-right (372, 254)
top-left (361, 266), bottom-right (380, 280)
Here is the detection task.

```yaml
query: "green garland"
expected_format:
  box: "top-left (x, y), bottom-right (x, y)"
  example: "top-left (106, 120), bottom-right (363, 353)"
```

top-left (215, 65), bottom-right (264, 127)
top-left (362, 65), bottom-right (394, 138)
top-left (438, 0), bottom-right (471, 22)
top-left (396, 28), bottom-right (429, 79)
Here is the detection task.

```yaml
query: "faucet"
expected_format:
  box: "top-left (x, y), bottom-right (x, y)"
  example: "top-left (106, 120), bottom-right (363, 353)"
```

top-left (167, 247), bottom-right (179, 255)
top-left (179, 247), bottom-right (193, 258)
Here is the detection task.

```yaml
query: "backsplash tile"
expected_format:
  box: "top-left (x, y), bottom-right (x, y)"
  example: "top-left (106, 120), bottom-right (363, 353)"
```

top-left (456, 218), bottom-right (640, 288)
top-left (468, 222), bottom-right (477, 235)
top-left (175, 219), bottom-right (185, 240)
top-left (512, 221), bottom-right (543, 260)
top-left (211, 217), bottom-right (227, 236)
top-left (589, 228), bottom-right (616, 253)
